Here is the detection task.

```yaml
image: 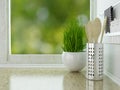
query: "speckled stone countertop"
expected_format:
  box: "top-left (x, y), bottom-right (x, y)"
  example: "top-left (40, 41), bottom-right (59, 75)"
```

top-left (0, 68), bottom-right (119, 90)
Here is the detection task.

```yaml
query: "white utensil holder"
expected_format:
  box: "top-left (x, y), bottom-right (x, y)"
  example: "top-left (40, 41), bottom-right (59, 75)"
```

top-left (86, 43), bottom-right (103, 80)
top-left (86, 79), bottom-right (103, 90)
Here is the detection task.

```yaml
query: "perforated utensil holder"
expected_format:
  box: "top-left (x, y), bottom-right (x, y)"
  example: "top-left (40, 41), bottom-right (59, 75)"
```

top-left (86, 43), bottom-right (103, 80)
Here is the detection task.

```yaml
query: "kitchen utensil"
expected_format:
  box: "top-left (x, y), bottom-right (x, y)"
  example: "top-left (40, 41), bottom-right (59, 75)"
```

top-left (85, 18), bottom-right (102, 43)
top-left (86, 18), bottom-right (103, 81)
top-left (86, 43), bottom-right (103, 80)
top-left (92, 18), bottom-right (101, 43)
top-left (85, 21), bottom-right (93, 43)
top-left (100, 17), bottom-right (107, 43)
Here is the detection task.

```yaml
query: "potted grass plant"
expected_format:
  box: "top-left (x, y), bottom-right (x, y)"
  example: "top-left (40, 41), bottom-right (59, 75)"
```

top-left (62, 19), bottom-right (87, 71)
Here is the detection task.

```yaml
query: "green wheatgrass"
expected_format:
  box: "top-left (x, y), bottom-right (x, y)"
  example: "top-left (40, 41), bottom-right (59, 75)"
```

top-left (63, 19), bottom-right (87, 52)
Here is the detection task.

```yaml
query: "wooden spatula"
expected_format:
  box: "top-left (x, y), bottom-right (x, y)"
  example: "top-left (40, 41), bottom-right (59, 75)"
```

top-left (100, 17), bottom-right (107, 43)
top-left (85, 21), bottom-right (93, 43)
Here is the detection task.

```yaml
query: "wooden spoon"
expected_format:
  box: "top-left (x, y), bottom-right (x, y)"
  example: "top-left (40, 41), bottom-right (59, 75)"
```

top-left (92, 18), bottom-right (101, 43)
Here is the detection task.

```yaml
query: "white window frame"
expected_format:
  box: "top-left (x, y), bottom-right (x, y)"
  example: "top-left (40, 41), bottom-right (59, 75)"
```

top-left (0, 0), bottom-right (96, 64)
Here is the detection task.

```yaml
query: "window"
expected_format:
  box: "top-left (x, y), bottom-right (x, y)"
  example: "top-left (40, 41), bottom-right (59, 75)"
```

top-left (0, 0), bottom-right (95, 64)
top-left (11, 0), bottom-right (89, 54)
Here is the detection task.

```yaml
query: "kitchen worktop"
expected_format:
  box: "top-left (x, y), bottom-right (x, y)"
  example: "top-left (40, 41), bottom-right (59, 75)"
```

top-left (0, 68), bottom-right (119, 90)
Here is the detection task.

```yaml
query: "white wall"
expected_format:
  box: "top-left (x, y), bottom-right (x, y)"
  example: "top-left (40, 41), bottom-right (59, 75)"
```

top-left (97, 0), bottom-right (120, 15)
top-left (97, 0), bottom-right (120, 86)
top-left (104, 44), bottom-right (120, 85)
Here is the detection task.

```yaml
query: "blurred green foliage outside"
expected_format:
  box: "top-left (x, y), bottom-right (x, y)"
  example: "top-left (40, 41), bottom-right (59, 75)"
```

top-left (11, 0), bottom-right (89, 54)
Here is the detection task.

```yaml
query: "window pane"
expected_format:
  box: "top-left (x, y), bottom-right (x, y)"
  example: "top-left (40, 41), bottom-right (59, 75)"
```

top-left (11, 0), bottom-right (89, 54)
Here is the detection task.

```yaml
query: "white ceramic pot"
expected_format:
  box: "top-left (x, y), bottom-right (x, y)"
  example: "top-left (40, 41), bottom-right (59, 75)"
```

top-left (62, 52), bottom-right (86, 71)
